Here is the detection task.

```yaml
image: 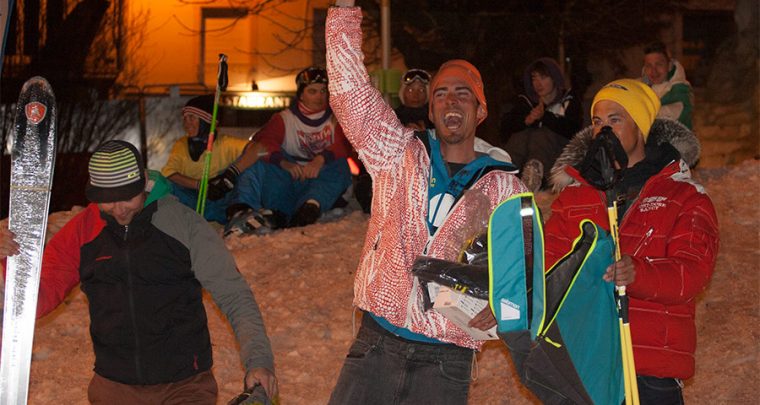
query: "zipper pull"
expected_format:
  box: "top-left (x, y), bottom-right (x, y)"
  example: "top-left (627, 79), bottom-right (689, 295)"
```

top-left (422, 235), bottom-right (434, 255)
top-left (633, 227), bottom-right (654, 256)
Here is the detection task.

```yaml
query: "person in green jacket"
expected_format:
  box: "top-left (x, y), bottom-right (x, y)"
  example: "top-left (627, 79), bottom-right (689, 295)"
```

top-left (641, 41), bottom-right (694, 129)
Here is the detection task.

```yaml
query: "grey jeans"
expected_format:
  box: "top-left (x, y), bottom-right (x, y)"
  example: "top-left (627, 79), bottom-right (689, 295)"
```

top-left (328, 315), bottom-right (475, 405)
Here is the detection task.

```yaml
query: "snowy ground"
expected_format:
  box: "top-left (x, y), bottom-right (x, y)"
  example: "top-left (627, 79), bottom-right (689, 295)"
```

top-left (21, 159), bottom-right (760, 404)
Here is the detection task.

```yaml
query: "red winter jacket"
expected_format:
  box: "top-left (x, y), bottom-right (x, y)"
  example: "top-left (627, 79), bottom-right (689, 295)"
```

top-left (545, 121), bottom-right (719, 379)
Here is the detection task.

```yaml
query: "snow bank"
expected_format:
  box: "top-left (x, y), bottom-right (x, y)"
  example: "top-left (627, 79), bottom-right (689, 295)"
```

top-left (18, 160), bottom-right (760, 404)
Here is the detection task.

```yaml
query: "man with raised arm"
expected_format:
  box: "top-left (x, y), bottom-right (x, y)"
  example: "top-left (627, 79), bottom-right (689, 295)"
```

top-left (325, 2), bottom-right (525, 404)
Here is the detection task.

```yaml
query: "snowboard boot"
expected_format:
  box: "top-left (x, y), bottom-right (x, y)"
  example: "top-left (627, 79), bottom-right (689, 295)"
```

top-left (290, 199), bottom-right (321, 227)
top-left (331, 195), bottom-right (349, 209)
top-left (521, 159), bottom-right (544, 193)
top-left (224, 205), bottom-right (281, 238)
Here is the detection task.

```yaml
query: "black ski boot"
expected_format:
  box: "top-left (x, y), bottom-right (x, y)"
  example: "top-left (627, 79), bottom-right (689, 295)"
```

top-left (290, 200), bottom-right (321, 227)
top-left (224, 204), bottom-right (282, 238)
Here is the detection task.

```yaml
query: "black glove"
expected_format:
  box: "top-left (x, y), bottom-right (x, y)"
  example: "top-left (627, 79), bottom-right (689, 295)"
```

top-left (207, 165), bottom-right (240, 201)
top-left (576, 126), bottom-right (628, 191)
top-left (228, 383), bottom-right (273, 405)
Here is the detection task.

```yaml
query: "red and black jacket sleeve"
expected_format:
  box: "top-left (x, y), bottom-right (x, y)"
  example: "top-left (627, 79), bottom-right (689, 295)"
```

top-left (36, 204), bottom-right (104, 318)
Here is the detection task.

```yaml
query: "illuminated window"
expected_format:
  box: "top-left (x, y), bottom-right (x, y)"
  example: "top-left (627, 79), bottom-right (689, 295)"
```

top-left (200, 8), bottom-right (251, 89)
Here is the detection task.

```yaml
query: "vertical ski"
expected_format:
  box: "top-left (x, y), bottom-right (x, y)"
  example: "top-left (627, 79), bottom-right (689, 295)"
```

top-left (0, 76), bottom-right (57, 405)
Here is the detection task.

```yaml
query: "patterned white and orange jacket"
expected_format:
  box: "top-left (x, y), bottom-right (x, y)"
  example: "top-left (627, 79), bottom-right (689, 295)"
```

top-left (326, 7), bottom-right (525, 350)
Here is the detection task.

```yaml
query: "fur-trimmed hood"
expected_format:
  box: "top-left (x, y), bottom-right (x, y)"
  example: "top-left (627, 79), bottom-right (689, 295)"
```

top-left (549, 118), bottom-right (700, 192)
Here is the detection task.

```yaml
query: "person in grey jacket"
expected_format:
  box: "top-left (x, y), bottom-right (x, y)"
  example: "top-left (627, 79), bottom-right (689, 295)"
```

top-left (0, 141), bottom-right (277, 404)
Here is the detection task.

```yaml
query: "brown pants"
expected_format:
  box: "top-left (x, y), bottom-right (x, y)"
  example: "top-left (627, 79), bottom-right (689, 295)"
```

top-left (87, 370), bottom-right (217, 405)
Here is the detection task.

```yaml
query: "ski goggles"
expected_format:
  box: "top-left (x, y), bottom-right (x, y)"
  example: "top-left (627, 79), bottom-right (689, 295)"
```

top-left (402, 69), bottom-right (431, 85)
top-left (296, 67), bottom-right (328, 87)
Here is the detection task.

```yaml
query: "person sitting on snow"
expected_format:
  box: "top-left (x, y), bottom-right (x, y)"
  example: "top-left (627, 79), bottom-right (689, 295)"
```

top-left (394, 68), bottom-right (435, 131)
top-left (500, 57), bottom-right (583, 192)
top-left (544, 79), bottom-right (718, 403)
top-left (0, 141), bottom-right (277, 403)
top-left (223, 67), bottom-right (352, 237)
top-left (354, 68), bottom-right (434, 214)
top-left (162, 94), bottom-right (266, 223)
top-left (325, 2), bottom-right (526, 404)
top-left (641, 41), bottom-right (694, 129)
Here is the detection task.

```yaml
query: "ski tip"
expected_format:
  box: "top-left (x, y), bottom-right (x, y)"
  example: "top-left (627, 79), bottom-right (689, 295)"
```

top-left (20, 76), bottom-right (55, 96)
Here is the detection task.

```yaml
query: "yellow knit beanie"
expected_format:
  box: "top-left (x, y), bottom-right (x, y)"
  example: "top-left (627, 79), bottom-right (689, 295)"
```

top-left (591, 79), bottom-right (661, 139)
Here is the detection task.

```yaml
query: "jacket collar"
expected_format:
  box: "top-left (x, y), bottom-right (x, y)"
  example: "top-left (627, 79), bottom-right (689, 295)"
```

top-left (100, 200), bottom-right (158, 239)
top-left (549, 118), bottom-right (700, 193)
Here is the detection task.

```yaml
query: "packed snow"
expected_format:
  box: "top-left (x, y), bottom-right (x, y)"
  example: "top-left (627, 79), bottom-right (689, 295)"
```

top-left (15, 159), bottom-right (760, 404)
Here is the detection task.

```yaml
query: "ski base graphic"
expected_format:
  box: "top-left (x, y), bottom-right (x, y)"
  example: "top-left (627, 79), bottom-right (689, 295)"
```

top-left (0, 76), bottom-right (57, 405)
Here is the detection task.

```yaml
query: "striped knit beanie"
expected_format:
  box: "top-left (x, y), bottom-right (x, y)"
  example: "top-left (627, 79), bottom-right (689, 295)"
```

top-left (182, 94), bottom-right (214, 123)
top-left (86, 140), bottom-right (146, 203)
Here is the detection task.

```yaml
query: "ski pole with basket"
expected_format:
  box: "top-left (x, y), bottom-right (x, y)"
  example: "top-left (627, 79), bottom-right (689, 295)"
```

top-left (196, 53), bottom-right (228, 215)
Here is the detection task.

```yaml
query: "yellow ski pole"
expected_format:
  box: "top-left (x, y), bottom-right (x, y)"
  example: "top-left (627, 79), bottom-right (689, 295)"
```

top-left (607, 199), bottom-right (639, 405)
top-left (596, 125), bottom-right (639, 405)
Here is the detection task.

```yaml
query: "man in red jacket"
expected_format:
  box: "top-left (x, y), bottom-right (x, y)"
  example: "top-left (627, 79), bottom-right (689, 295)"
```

top-left (545, 78), bottom-right (719, 404)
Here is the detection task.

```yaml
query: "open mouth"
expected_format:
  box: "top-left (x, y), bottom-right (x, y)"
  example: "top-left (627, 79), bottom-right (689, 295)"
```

top-left (443, 111), bottom-right (464, 130)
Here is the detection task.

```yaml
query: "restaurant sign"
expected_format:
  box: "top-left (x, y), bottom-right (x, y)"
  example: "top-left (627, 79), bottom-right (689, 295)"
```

top-left (220, 92), bottom-right (293, 110)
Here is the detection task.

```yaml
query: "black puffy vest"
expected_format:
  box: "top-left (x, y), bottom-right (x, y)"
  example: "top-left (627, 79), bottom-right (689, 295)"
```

top-left (79, 202), bottom-right (212, 385)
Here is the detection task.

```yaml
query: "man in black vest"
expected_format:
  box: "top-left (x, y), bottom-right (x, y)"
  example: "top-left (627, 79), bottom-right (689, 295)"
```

top-left (0, 141), bottom-right (277, 404)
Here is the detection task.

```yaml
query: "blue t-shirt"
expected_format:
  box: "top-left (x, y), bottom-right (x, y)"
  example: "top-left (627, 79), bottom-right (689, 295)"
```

top-left (369, 313), bottom-right (444, 344)
top-left (426, 130), bottom-right (509, 234)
